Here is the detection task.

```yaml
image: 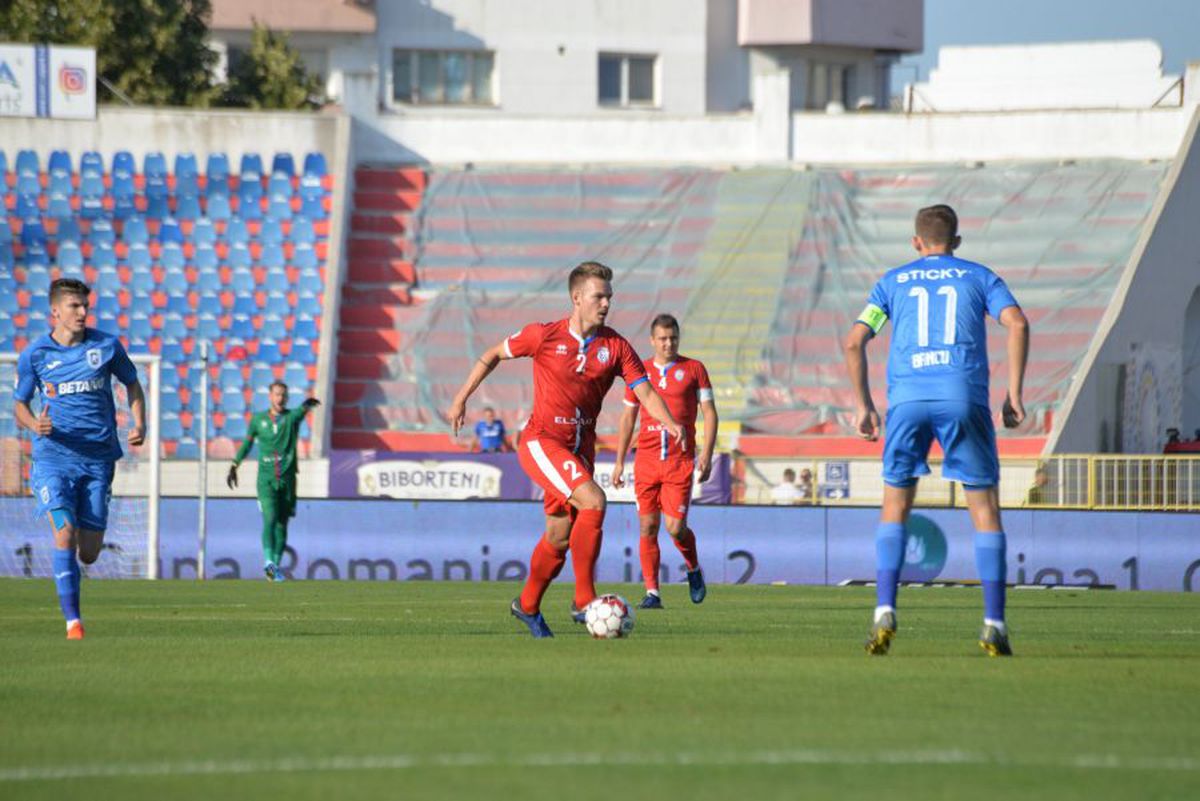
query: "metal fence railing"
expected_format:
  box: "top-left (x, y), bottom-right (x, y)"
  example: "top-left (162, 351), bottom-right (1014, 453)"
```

top-left (738, 455), bottom-right (1200, 511)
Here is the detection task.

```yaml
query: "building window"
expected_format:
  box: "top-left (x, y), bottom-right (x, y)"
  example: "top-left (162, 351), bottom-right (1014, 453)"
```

top-left (393, 49), bottom-right (495, 105)
top-left (598, 53), bottom-right (657, 108)
top-left (807, 62), bottom-right (854, 110)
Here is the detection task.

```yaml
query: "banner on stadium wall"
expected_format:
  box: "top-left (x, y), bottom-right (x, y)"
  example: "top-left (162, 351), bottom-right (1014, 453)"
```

top-left (0, 43), bottom-right (96, 120)
top-left (328, 451), bottom-right (732, 504)
top-left (2, 499), bottom-right (1197, 591)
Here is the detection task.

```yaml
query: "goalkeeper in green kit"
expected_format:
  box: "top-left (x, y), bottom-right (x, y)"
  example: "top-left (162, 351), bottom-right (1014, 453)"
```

top-left (226, 381), bottom-right (321, 581)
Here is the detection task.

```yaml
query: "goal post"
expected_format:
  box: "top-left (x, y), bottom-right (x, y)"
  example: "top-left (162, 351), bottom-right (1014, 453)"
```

top-left (0, 352), bottom-right (161, 580)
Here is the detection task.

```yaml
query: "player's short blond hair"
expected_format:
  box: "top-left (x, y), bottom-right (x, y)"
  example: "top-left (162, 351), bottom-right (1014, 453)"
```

top-left (568, 261), bottom-right (613, 294)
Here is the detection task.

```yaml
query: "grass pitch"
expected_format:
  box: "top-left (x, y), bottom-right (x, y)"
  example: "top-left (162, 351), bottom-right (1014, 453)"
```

top-left (1, 579), bottom-right (1198, 800)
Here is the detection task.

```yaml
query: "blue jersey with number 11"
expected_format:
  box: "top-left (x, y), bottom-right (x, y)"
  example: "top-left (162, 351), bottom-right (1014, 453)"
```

top-left (856, 254), bottom-right (1019, 409)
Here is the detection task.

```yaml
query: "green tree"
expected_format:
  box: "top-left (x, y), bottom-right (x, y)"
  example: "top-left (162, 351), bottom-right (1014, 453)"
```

top-left (219, 23), bottom-right (324, 110)
top-left (0, 0), bottom-right (217, 107)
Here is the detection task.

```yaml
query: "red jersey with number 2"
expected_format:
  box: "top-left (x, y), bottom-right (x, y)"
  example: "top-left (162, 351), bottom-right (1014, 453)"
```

top-left (623, 355), bottom-right (712, 462)
top-left (505, 319), bottom-right (648, 454)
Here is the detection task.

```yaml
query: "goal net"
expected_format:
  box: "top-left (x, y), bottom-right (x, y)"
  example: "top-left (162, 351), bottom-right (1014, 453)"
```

top-left (0, 352), bottom-right (161, 579)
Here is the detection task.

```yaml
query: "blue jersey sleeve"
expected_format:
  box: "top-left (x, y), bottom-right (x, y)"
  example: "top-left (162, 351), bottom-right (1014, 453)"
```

top-left (474, 421), bottom-right (485, 437)
top-left (110, 339), bottom-right (139, 385)
top-left (14, 348), bottom-right (37, 404)
top-left (856, 278), bottom-right (891, 335)
top-left (985, 272), bottom-right (1019, 319)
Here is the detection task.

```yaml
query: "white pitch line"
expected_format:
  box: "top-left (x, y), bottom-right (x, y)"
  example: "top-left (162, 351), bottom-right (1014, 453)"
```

top-left (1, 749), bottom-right (1198, 783)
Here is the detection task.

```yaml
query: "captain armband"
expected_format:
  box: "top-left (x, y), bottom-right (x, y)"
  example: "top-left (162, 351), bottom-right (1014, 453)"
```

top-left (856, 303), bottom-right (888, 335)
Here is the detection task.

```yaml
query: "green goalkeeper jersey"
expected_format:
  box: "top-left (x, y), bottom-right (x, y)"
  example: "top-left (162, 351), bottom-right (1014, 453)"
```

top-left (233, 406), bottom-right (309, 489)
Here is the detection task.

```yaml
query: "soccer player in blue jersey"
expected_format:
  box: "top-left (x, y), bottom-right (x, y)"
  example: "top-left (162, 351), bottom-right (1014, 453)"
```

top-left (13, 279), bottom-right (146, 640)
top-left (844, 205), bottom-right (1029, 656)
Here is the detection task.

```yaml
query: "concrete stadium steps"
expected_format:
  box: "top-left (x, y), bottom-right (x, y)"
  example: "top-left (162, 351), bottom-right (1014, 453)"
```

top-left (332, 165), bottom-right (427, 450)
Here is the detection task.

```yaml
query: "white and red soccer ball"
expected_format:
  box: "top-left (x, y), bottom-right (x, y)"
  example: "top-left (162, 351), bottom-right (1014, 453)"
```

top-left (584, 593), bottom-right (635, 639)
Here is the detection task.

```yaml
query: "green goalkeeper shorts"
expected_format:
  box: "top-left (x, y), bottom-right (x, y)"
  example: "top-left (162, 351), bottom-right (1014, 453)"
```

top-left (257, 478), bottom-right (297, 521)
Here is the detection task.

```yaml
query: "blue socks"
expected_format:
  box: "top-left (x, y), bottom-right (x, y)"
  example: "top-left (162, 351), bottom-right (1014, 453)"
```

top-left (52, 547), bottom-right (81, 624)
top-left (875, 522), bottom-right (906, 609)
top-left (974, 531), bottom-right (1007, 623)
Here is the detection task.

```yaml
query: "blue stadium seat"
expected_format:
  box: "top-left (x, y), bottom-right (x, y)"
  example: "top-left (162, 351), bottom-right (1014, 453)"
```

top-left (80, 172), bottom-right (104, 198)
top-left (221, 390), bottom-right (248, 414)
top-left (20, 218), bottom-right (47, 248)
top-left (113, 194), bottom-right (137, 220)
top-left (231, 295), bottom-right (257, 316)
top-left (302, 152), bottom-right (327, 177)
top-left (161, 413), bottom-right (184, 439)
top-left (158, 217), bottom-right (183, 245)
top-left (267, 185), bottom-right (293, 220)
top-left (256, 340), bottom-right (282, 364)
top-left (129, 314), bottom-right (153, 342)
top-left (175, 194), bottom-right (201, 220)
top-left (56, 218), bottom-right (81, 244)
top-left (194, 243), bottom-right (218, 270)
top-left (123, 217), bottom-right (149, 246)
top-left (26, 267), bottom-right (52, 294)
top-left (27, 308), bottom-right (49, 327)
top-left (289, 217), bottom-right (316, 244)
top-left (296, 295), bottom-right (321, 317)
top-left (146, 194), bottom-right (169, 220)
top-left (192, 217), bottom-right (216, 246)
top-left (206, 153), bottom-right (230, 194)
top-left (162, 265), bottom-right (188, 294)
top-left (90, 218), bottom-right (115, 246)
top-left (223, 414), bottom-right (248, 440)
top-left (128, 244), bottom-right (152, 272)
top-left (175, 152), bottom-right (199, 182)
top-left (175, 438), bottom-right (200, 459)
top-left (0, 244), bottom-right (11, 271)
top-left (227, 241), bottom-right (251, 269)
top-left (300, 195), bottom-right (325, 219)
top-left (128, 292), bottom-right (154, 316)
top-left (271, 153), bottom-right (295, 178)
top-left (264, 268), bottom-right (288, 293)
top-left (298, 268), bottom-right (323, 296)
top-left (48, 150), bottom-right (72, 195)
top-left (0, 292), bottom-right (17, 316)
top-left (268, 174), bottom-right (292, 199)
top-left (230, 268), bottom-right (254, 294)
top-left (0, 315), bottom-right (16, 340)
top-left (260, 243), bottom-right (285, 269)
top-left (80, 151), bottom-right (104, 179)
top-left (229, 315), bottom-right (255, 340)
top-left (251, 387), bottom-right (272, 410)
top-left (195, 267), bottom-right (221, 294)
top-left (292, 318), bottom-right (319, 341)
top-left (47, 191), bottom-right (72, 219)
top-left (197, 314), bottom-right (221, 341)
top-left (218, 362), bottom-right (242, 388)
top-left (264, 293), bottom-right (290, 317)
top-left (260, 316), bottom-right (287, 341)
top-left (0, 217), bottom-right (11, 245)
top-left (159, 388), bottom-right (182, 415)
top-left (240, 153), bottom-right (263, 183)
top-left (57, 240), bottom-right (83, 270)
top-left (249, 362), bottom-right (274, 387)
top-left (283, 362), bottom-right (309, 390)
top-left (144, 152), bottom-right (168, 181)
top-left (260, 219), bottom-right (284, 245)
top-left (0, 150), bottom-right (6, 187)
top-left (292, 242), bottom-right (318, 270)
top-left (16, 194), bottom-right (39, 219)
top-left (196, 294), bottom-right (222, 316)
top-left (95, 268), bottom-right (121, 295)
top-left (112, 151), bottom-right (135, 186)
top-left (79, 191), bottom-right (104, 220)
top-left (164, 294), bottom-right (190, 316)
top-left (225, 217), bottom-right (249, 244)
top-left (92, 242), bottom-right (117, 270)
top-left (160, 341), bottom-right (186, 365)
top-left (92, 294), bottom-right (119, 319)
top-left (205, 193), bottom-right (231, 221)
top-left (161, 242), bottom-right (185, 271)
top-left (162, 313), bottom-right (188, 341)
top-left (15, 150), bottom-right (39, 194)
top-left (239, 193), bottom-right (262, 221)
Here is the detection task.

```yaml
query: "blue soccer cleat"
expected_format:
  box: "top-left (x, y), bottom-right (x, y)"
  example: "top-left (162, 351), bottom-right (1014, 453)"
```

top-left (979, 623), bottom-right (1013, 657)
top-left (263, 562), bottom-right (277, 581)
top-left (569, 602), bottom-right (587, 625)
top-left (686, 568), bottom-right (707, 604)
top-left (865, 610), bottom-right (896, 655)
top-left (272, 569), bottom-right (286, 583)
top-left (511, 599), bottom-right (554, 638)
top-left (638, 593), bottom-right (664, 610)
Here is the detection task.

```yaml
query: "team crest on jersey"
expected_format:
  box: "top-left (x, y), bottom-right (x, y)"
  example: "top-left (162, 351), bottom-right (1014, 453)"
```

top-left (556, 344), bottom-right (568, 356)
top-left (674, 369), bottom-right (685, 381)
top-left (597, 346), bottom-right (610, 364)
top-left (86, 348), bottom-right (102, 369)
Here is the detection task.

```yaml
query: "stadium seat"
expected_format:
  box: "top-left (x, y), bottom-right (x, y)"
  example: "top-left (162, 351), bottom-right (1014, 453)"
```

top-left (292, 318), bottom-right (319, 341)
top-left (289, 217), bottom-right (316, 244)
top-left (251, 386), bottom-right (271, 410)
top-left (25, 267), bottom-right (51, 294)
top-left (206, 152), bottom-right (230, 194)
top-left (146, 194), bottom-right (169, 220)
top-left (223, 415), bottom-right (248, 440)
top-left (92, 294), bottom-right (119, 319)
top-left (192, 217), bottom-right (216, 246)
top-left (48, 150), bottom-right (72, 195)
top-left (229, 315), bottom-right (255, 340)
top-left (0, 292), bottom-right (17, 316)
top-left (260, 219), bottom-right (284, 246)
top-left (197, 295), bottom-right (222, 317)
top-left (80, 151), bottom-right (104, 180)
top-left (128, 292), bottom-right (154, 317)
top-left (95, 268), bottom-right (121, 295)
top-left (225, 217), bottom-right (249, 245)
top-left (196, 314), bottom-right (222, 341)
top-left (218, 362), bottom-right (242, 387)
top-left (264, 293), bottom-right (290, 317)
top-left (159, 217), bottom-right (184, 245)
top-left (164, 294), bottom-right (190, 316)
top-left (21, 218), bottom-right (47, 249)
top-left (261, 243), bottom-right (285, 269)
top-left (175, 194), bottom-right (201, 220)
top-left (123, 217), bottom-right (149, 246)
top-left (161, 242), bottom-right (185, 271)
top-left (231, 295), bottom-right (257, 317)
top-left (221, 391), bottom-right (247, 414)
top-left (260, 316), bottom-right (287, 341)
top-left (159, 388), bottom-right (182, 415)
top-left (256, 340), bottom-right (282, 364)
top-left (162, 266), bottom-right (188, 295)
top-left (264, 269), bottom-right (288, 293)
top-left (144, 152), bottom-right (168, 182)
top-left (89, 218), bottom-right (115, 246)
top-left (283, 362), bottom-right (309, 390)
top-left (195, 266), bottom-right (221, 294)
top-left (298, 268), bottom-right (323, 296)
top-left (129, 314), bottom-right (153, 342)
top-left (206, 193), bottom-right (232, 221)
top-left (16, 193), bottom-right (39, 219)
top-left (175, 153), bottom-right (199, 188)
top-left (161, 313), bottom-right (188, 341)
top-left (271, 153), bottom-right (295, 178)
top-left (296, 295), bottom-right (321, 318)
top-left (194, 244), bottom-right (219, 270)
top-left (230, 268), bottom-right (254, 294)
top-left (174, 438), bottom-right (200, 459)
top-left (93, 242), bottom-right (117, 270)
top-left (15, 150), bottom-right (39, 194)
top-left (249, 362), bottom-right (274, 387)
top-left (112, 151), bottom-right (135, 187)
top-left (292, 242), bottom-right (318, 269)
top-left (57, 240), bottom-right (84, 270)
top-left (160, 340), bottom-right (186, 365)
top-left (299, 195), bottom-right (325, 219)
top-left (302, 152), bottom-right (327, 177)
top-left (128, 244), bottom-right (152, 272)
top-left (47, 190), bottom-right (72, 219)
top-left (227, 241), bottom-right (251, 269)
top-left (160, 413), bottom-right (184, 440)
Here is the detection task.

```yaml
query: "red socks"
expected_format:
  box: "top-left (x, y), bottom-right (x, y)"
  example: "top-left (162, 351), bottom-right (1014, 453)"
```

top-left (518, 535), bottom-right (567, 614)
top-left (569, 508), bottom-right (605, 609)
top-left (672, 527), bottom-right (699, 571)
top-left (639, 536), bottom-right (661, 592)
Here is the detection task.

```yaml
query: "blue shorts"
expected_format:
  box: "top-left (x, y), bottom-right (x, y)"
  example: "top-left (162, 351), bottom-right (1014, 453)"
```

top-left (883, 401), bottom-right (999, 489)
top-left (31, 460), bottom-right (116, 531)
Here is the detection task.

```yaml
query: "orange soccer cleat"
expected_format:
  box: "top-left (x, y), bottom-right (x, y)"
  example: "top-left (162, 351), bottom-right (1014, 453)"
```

top-left (66, 620), bottom-right (85, 640)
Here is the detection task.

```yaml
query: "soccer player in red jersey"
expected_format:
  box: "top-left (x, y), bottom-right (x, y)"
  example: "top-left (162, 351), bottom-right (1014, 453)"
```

top-left (449, 262), bottom-right (683, 638)
top-left (611, 314), bottom-right (717, 609)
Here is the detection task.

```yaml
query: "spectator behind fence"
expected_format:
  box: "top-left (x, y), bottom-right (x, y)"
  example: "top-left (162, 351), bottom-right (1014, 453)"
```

top-left (473, 407), bottom-right (510, 453)
top-left (796, 468), bottom-right (814, 503)
top-left (770, 468), bottom-right (803, 505)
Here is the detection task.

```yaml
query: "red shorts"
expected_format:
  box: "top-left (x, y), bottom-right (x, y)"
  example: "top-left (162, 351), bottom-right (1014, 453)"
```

top-left (518, 437), bottom-right (594, 515)
top-left (634, 455), bottom-right (695, 519)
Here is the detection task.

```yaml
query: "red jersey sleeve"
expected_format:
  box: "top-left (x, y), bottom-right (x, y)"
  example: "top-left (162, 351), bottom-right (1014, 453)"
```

top-left (504, 322), bottom-right (545, 359)
top-left (623, 383), bottom-right (640, 408)
top-left (694, 361), bottom-right (714, 403)
top-left (617, 336), bottom-right (648, 390)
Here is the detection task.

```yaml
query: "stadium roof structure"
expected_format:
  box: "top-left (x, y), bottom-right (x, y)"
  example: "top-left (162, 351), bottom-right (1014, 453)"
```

top-left (211, 0), bottom-right (376, 34)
